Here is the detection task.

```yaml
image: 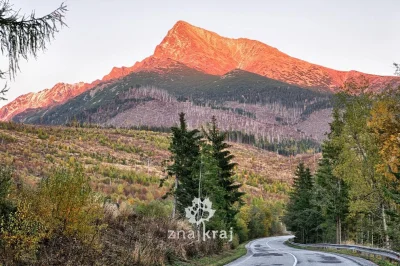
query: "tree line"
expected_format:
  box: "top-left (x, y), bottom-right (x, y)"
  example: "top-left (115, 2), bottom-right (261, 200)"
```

top-left (284, 88), bottom-right (400, 251)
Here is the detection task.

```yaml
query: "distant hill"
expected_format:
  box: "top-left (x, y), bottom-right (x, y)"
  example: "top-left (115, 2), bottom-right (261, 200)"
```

top-left (14, 65), bottom-right (332, 145)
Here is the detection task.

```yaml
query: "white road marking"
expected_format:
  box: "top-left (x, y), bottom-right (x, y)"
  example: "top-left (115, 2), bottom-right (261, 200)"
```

top-left (233, 253), bottom-right (253, 265)
top-left (265, 240), bottom-right (273, 249)
top-left (266, 238), bottom-right (298, 266)
top-left (229, 237), bottom-right (298, 266)
top-left (227, 241), bottom-right (254, 266)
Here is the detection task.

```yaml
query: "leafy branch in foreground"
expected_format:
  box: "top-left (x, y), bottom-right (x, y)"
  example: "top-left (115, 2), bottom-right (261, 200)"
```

top-left (0, 83), bottom-right (8, 100)
top-left (0, 1), bottom-right (67, 98)
top-left (394, 63), bottom-right (400, 76)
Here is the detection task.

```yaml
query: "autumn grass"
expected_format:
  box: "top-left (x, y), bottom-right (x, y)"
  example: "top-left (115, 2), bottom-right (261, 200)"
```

top-left (172, 242), bottom-right (248, 266)
top-left (0, 121), bottom-right (318, 206)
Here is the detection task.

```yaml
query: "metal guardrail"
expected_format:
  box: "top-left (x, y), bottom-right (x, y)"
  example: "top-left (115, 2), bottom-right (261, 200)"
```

top-left (287, 238), bottom-right (400, 263)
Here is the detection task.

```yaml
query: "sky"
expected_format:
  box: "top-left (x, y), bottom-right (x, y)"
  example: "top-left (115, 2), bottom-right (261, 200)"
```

top-left (1, 0), bottom-right (399, 107)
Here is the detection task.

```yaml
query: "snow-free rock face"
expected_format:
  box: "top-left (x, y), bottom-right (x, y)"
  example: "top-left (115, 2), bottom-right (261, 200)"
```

top-left (150, 21), bottom-right (400, 91)
top-left (0, 82), bottom-right (94, 121)
top-left (101, 20), bottom-right (400, 90)
top-left (1, 20), bottom-right (399, 121)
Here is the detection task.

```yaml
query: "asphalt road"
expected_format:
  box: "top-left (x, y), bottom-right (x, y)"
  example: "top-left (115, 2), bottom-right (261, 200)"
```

top-left (226, 235), bottom-right (376, 266)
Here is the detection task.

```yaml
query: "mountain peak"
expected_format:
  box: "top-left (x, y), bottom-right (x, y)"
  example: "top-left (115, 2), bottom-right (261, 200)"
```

top-left (152, 21), bottom-right (299, 76)
top-left (150, 21), bottom-right (400, 90)
top-left (168, 20), bottom-right (207, 36)
top-left (1, 21), bottom-right (400, 122)
top-left (171, 20), bottom-right (192, 29)
top-left (154, 21), bottom-right (252, 75)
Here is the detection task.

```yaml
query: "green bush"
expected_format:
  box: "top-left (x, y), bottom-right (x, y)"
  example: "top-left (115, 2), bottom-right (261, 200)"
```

top-left (0, 164), bottom-right (105, 263)
top-left (135, 200), bottom-right (172, 218)
top-left (0, 166), bottom-right (15, 218)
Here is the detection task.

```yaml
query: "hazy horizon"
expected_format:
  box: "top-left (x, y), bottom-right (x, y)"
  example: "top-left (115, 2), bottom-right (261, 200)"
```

top-left (1, 0), bottom-right (399, 108)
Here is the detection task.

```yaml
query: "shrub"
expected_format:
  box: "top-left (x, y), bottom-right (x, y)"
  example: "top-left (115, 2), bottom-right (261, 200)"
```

top-left (0, 166), bottom-right (14, 218)
top-left (35, 165), bottom-right (104, 243)
top-left (0, 132), bottom-right (16, 144)
top-left (135, 200), bottom-right (172, 218)
top-left (0, 199), bottom-right (46, 262)
top-left (101, 213), bottom-right (219, 265)
top-left (0, 164), bottom-right (105, 264)
top-left (37, 129), bottom-right (48, 140)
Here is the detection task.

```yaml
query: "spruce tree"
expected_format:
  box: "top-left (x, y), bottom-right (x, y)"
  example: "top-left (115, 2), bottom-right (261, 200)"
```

top-left (283, 162), bottom-right (320, 243)
top-left (203, 116), bottom-right (244, 228)
top-left (167, 113), bottom-right (202, 217)
top-left (313, 107), bottom-right (349, 244)
top-left (313, 155), bottom-right (349, 243)
top-left (197, 142), bottom-right (227, 231)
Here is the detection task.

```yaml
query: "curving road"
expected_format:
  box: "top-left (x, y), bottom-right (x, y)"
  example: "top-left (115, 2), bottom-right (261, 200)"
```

top-left (226, 235), bottom-right (376, 266)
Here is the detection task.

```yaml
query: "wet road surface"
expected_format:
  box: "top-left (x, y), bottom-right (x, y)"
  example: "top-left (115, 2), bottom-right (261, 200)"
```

top-left (226, 235), bottom-right (376, 266)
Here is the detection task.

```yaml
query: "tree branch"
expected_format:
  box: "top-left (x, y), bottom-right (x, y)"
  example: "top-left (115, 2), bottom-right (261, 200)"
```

top-left (0, 1), bottom-right (67, 80)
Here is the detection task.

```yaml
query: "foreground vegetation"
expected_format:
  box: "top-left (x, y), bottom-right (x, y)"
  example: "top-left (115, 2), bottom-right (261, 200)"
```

top-left (0, 118), bottom-right (318, 264)
top-left (0, 164), bottom-right (220, 264)
top-left (284, 87), bottom-right (400, 251)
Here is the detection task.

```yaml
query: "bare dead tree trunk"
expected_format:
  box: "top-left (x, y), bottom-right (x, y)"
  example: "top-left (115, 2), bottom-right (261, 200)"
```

top-left (172, 177), bottom-right (178, 219)
top-left (336, 215), bottom-right (342, 244)
top-left (337, 179), bottom-right (342, 244)
top-left (381, 203), bottom-right (390, 249)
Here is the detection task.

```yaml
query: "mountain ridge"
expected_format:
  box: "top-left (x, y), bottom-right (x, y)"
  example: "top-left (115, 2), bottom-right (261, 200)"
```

top-left (149, 21), bottom-right (400, 90)
top-left (1, 20), bottom-right (399, 122)
top-left (0, 81), bottom-right (98, 121)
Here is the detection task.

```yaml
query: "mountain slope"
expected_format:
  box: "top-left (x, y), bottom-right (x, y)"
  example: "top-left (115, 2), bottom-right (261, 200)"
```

top-left (1, 20), bottom-right (398, 122)
top-left (15, 65), bottom-right (330, 124)
top-left (146, 21), bottom-right (400, 91)
top-left (14, 65), bottom-right (332, 144)
top-left (0, 82), bottom-right (98, 121)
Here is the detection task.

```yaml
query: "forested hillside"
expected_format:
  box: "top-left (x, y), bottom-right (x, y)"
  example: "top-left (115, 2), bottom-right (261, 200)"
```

top-left (284, 88), bottom-right (400, 251)
top-left (13, 68), bottom-right (332, 156)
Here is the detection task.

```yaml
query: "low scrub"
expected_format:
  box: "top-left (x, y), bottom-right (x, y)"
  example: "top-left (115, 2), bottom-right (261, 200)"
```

top-left (0, 164), bottom-right (223, 265)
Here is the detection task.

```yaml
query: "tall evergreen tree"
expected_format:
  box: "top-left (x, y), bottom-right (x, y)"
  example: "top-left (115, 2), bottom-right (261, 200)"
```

top-left (314, 155), bottom-right (349, 243)
top-left (313, 106), bottom-right (349, 244)
top-left (283, 162), bottom-right (321, 243)
top-left (167, 113), bottom-right (202, 217)
top-left (202, 116), bottom-right (245, 228)
top-left (196, 142), bottom-right (227, 231)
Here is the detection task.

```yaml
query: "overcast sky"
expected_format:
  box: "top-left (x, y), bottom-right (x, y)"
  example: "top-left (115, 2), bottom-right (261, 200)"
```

top-left (1, 0), bottom-right (399, 107)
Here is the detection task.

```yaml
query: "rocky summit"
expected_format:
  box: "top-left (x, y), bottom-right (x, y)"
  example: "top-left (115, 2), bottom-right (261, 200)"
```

top-left (1, 20), bottom-right (399, 122)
